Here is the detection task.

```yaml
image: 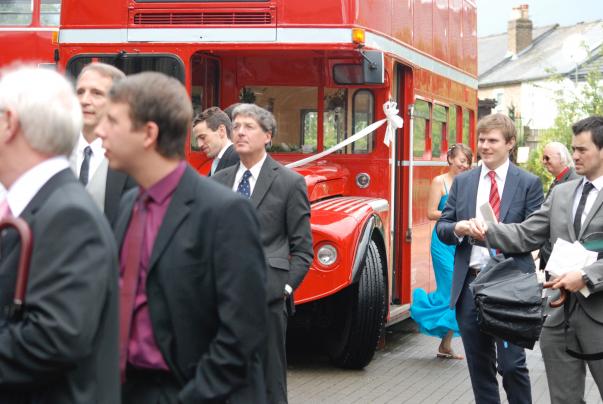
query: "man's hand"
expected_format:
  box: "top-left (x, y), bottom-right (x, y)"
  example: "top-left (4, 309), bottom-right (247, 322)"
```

top-left (469, 218), bottom-right (488, 240)
top-left (454, 219), bottom-right (488, 240)
top-left (550, 271), bottom-right (587, 293)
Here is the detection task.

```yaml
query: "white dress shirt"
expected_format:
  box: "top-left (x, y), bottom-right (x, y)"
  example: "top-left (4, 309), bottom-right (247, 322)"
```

top-left (73, 133), bottom-right (105, 183)
top-left (469, 159), bottom-right (510, 269)
top-left (572, 176), bottom-right (603, 232)
top-left (4, 157), bottom-right (70, 217)
top-left (232, 153), bottom-right (267, 196)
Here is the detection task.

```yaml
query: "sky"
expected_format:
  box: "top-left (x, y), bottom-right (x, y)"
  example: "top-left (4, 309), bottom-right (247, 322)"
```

top-left (477, 0), bottom-right (603, 37)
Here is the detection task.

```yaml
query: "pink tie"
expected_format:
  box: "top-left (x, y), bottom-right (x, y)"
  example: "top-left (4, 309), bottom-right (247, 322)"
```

top-left (0, 199), bottom-right (11, 219)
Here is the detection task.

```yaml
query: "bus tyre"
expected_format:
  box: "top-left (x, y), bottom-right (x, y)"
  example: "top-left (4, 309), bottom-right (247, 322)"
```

top-left (329, 239), bottom-right (386, 369)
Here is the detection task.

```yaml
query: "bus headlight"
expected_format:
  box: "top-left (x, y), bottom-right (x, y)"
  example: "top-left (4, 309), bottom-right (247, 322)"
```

top-left (317, 244), bottom-right (338, 266)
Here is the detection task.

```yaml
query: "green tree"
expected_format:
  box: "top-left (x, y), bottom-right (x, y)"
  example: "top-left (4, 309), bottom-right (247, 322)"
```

top-left (526, 50), bottom-right (603, 189)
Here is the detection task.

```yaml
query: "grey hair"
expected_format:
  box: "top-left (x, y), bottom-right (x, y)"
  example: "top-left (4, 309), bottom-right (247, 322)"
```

top-left (0, 66), bottom-right (82, 156)
top-left (232, 103), bottom-right (277, 137)
top-left (545, 141), bottom-right (573, 167)
top-left (78, 62), bottom-right (125, 83)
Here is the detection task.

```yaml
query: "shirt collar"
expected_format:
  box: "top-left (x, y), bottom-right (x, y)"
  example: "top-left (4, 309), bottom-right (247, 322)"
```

top-left (585, 175), bottom-right (603, 192)
top-left (240, 153), bottom-right (267, 181)
top-left (6, 156), bottom-right (70, 217)
top-left (143, 161), bottom-right (187, 205)
top-left (555, 167), bottom-right (570, 182)
top-left (480, 158), bottom-right (510, 181)
top-left (76, 132), bottom-right (105, 156)
top-left (217, 140), bottom-right (233, 159)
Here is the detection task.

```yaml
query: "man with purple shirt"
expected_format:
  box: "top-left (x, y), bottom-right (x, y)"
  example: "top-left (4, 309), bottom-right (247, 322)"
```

top-left (95, 71), bottom-right (268, 403)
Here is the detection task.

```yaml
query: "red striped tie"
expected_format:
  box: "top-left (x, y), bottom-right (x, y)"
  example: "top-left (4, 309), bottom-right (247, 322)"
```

top-left (488, 171), bottom-right (500, 220)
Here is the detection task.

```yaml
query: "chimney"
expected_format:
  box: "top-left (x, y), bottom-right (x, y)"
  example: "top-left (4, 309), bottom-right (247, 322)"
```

top-left (507, 4), bottom-right (533, 54)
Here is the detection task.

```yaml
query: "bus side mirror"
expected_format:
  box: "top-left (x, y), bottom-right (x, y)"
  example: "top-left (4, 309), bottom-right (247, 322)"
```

top-left (332, 51), bottom-right (384, 85)
top-left (362, 50), bottom-right (384, 84)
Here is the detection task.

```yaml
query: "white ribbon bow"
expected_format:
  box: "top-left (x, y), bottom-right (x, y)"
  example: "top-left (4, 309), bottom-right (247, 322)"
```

top-left (382, 101), bottom-right (404, 146)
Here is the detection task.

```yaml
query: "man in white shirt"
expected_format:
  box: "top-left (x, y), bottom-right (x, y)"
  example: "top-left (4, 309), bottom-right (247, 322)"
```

top-left (192, 106), bottom-right (239, 176)
top-left (436, 114), bottom-right (543, 404)
top-left (0, 65), bottom-right (119, 402)
top-left (73, 62), bottom-right (135, 226)
top-left (469, 116), bottom-right (603, 403)
top-left (213, 104), bottom-right (313, 404)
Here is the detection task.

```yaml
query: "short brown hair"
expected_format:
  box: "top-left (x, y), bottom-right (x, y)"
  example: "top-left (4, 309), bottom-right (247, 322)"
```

top-left (108, 72), bottom-right (192, 159)
top-left (476, 113), bottom-right (516, 144)
top-left (193, 107), bottom-right (232, 139)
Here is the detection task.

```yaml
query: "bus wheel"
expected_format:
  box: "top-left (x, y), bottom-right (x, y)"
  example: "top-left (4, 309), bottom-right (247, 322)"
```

top-left (328, 239), bottom-right (386, 369)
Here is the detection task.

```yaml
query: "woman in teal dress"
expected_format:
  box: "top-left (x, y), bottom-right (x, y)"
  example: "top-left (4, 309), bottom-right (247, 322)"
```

top-left (411, 143), bottom-right (473, 359)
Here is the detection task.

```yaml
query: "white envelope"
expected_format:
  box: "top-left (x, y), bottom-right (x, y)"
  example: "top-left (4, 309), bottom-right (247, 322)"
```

top-left (546, 238), bottom-right (595, 297)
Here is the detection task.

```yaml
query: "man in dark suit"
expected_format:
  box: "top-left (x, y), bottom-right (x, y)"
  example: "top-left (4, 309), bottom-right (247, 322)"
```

top-left (192, 107), bottom-right (239, 176)
top-left (471, 116), bottom-right (603, 403)
top-left (539, 141), bottom-right (580, 270)
top-left (95, 72), bottom-right (267, 403)
top-left (0, 66), bottom-right (119, 403)
top-left (213, 104), bottom-right (313, 404)
top-left (436, 113), bottom-right (543, 404)
top-left (72, 62), bottom-right (136, 226)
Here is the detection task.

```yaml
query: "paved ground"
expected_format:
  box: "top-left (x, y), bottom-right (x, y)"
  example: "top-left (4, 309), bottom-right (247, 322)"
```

top-left (287, 319), bottom-right (602, 403)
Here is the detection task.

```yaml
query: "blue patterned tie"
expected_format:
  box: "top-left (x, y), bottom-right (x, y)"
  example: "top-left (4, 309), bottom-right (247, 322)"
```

top-left (236, 170), bottom-right (252, 198)
top-left (79, 146), bottom-right (92, 186)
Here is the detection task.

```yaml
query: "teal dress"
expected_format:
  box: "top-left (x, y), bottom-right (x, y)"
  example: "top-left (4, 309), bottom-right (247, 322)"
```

top-left (410, 186), bottom-right (460, 338)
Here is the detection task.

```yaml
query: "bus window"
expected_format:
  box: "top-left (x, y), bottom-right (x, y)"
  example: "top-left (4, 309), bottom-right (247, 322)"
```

top-left (351, 89), bottom-right (374, 154)
top-left (40, 0), bottom-right (60, 26)
top-left (244, 86), bottom-right (318, 153)
top-left (432, 104), bottom-right (447, 159)
top-left (448, 105), bottom-right (458, 146)
top-left (462, 107), bottom-right (471, 145)
top-left (0, 0), bottom-right (32, 25)
top-left (66, 54), bottom-right (185, 84)
top-left (413, 100), bottom-right (430, 158)
top-left (191, 54), bottom-right (220, 115)
top-left (324, 88), bottom-right (346, 151)
top-left (301, 110), bottom-right (318, 153)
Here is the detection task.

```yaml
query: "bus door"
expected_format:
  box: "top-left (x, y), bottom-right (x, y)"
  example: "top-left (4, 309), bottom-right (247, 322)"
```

top-left (188, 53), bottom-right (221, 173)
top-left (391, 63), bottom-right (413, 311)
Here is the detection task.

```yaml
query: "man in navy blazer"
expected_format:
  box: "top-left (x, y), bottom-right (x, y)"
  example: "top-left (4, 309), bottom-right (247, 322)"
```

top-left (436, 114), bottom-right (543, 404)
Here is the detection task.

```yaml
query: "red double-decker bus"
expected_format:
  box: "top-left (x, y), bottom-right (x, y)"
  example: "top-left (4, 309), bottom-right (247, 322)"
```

top-left (58, 0), bottom-right (477, 368)
top-left (0, 0), bottom-right (59, 67)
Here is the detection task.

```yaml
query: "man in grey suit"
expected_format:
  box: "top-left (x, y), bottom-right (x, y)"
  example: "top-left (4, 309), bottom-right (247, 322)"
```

top-left (192, 106), bottom-right (239, 176)
top-left (72, 63), bottom-right (136, 226)
top-left (469, 116), bottom-right (603, 403)
top-left (0, 66), bottom-right (119, 402)
top-left (213, 104), bottom-right (313, 404)
top-left (436, 114), bottom-right (543, 404)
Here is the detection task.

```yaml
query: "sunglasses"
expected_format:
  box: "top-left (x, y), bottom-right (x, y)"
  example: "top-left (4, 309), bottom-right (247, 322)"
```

top-left (542, 155), bottom-right (551, 162)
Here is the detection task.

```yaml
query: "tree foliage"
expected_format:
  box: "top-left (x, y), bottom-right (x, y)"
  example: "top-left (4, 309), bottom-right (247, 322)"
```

top-left (526, 50), bottom-right (603, 189)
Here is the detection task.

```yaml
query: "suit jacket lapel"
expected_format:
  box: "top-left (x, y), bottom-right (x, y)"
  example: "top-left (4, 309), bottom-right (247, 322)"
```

top-left (221, 162), bottom-right (239, 188)
top-left (217, 145), bottom-right (233, 171)
top-left (148, 167), bottom-right (194, 270)
top-left (566, 180), bottom-right (581, 240)
top-left (1, 169), bottom-right (74, 270)
top-left (466, 168), bottom-right (480, 219)
top-left (114, 191), bottom-right (137, 248)
top-left (251, 156), bottom-right (277, 209)
top-left (500, 163), bottom-right (520, 223)
top-left (580, 182), bottom-right (603, 240)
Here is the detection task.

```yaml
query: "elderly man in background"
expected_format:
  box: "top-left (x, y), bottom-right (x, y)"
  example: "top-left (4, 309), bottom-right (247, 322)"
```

top-left (540, 141), bottom-right (581, 270)
top-left (0, 66), bottom-right (119, 403)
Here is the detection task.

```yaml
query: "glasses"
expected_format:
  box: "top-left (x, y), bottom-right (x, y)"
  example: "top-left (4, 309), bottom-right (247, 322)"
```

top-left (542, 155), bottom-right (552, 162)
